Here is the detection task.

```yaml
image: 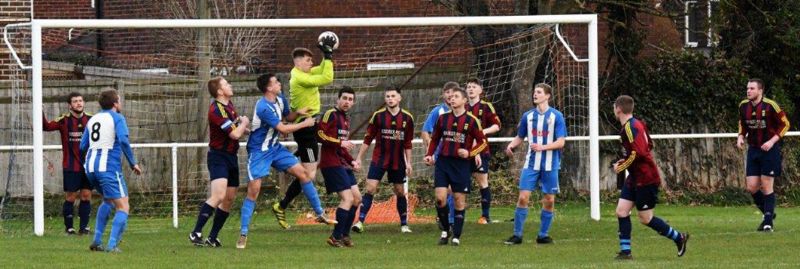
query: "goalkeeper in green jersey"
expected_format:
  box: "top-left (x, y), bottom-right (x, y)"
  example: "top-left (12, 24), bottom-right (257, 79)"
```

top-left (271, 35), bottom-right (337, 229)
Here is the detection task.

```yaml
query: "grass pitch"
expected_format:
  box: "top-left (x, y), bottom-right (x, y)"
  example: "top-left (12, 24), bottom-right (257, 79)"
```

top-left (2, 204), bottom-right (799, 268)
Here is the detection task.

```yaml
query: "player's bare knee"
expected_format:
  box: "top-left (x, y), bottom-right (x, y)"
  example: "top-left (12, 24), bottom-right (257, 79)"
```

top-left (615, 208), bottom-right (630, 218)
top-left (79, 190), bottom-right (92, 201)
top-left (745, 184), bottom-right (759, 194)
top-left (637, 212), bottom-right (651, 224)
top-left (391, 186), bottom-right (405, 197)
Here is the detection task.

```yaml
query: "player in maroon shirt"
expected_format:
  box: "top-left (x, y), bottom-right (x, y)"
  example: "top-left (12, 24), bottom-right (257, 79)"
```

top-left (318, 87), bottom-right (362, 247)
top-left (736, 78), bottom-right (790, 232)
top-left (424, 87), bottom-right (487, 246)
top-left (189, 77), bottom-right (250, 247)
top-left (465, 78), bottom-right (501, 224)
top-left (352, 86), bottom-right (415, 233)
top-left (613, 95), bottom-right (688, 259)
top-left (44, 92), bottom-right (93, 235)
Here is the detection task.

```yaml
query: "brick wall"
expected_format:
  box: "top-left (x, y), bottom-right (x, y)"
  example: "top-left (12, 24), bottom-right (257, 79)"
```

top-left (0, 0), bottom-right (32, 80)
top-left (3, 1), bottom-right (683, 81)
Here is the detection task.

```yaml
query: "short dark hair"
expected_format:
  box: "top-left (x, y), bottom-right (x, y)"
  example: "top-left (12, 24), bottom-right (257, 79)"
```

top-left (66, 92), bottom-right (83, 103)
top-left (451, 87), bottom-right (467, 99)
top-left (748, 78), bottom-right (764, 89)
top-left (442, 81), bottom-right (459, 92)
top-left (98, 88), bottom-right (119, 110)
top-left (257, 73), bottom-right (276, 93)
top-left (535, 83), bottom-right (552, 95)
top-left (385, 86), bottom-right (401, 94)
top-left (338, 86), bottom-right (355, 98)
top-left (207, 76), bottom-right (224, 97)
top-left (466, 78), bottom-right (482, 87)
top-left (292, 47), bottom-right (313, 59)
top-left (615, 95), bottom-right (634, 114)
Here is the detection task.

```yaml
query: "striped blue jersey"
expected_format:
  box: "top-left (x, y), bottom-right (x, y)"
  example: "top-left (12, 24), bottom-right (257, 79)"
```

top-left (79, 109), bottom-right (137, 173)
top-left (247, 94), bottom-right (290, 153)
top-left (517, 107), bottom-right (567, 171)
top-left (423, 102), bottom-right (450, 156)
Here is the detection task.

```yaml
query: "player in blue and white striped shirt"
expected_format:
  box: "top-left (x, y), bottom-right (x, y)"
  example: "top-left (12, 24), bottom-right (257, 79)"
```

top-left (503, 83), bottom-right (566, 245)
top-left (80, 89), bottom-right (142, 253)
top-left (236, 74), bottom-right (334, 249)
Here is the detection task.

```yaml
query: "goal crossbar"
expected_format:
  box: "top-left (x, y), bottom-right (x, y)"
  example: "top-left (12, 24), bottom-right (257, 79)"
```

top-left (25, 15), bottom-right (600, 235)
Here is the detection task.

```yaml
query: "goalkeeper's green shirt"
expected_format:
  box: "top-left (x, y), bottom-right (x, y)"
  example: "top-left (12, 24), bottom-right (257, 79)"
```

top-left (289, 59), bottom-right (334, 122)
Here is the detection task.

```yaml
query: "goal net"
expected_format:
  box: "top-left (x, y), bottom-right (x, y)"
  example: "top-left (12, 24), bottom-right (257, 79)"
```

top-left (1, 16), bottom-right (599, 235)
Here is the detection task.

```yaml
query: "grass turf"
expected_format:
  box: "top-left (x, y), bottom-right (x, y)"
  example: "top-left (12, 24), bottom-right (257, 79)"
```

top-left (1, 204), bottom-right (799, 268)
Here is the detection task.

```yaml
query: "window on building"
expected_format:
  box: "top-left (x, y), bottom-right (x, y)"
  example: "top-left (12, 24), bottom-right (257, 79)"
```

top-left (684, 0), bottom-right (719, 48)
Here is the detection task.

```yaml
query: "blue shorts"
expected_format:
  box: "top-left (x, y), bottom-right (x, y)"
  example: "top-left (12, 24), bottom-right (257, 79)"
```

top-left (620, 183), bottom-right (659, 211)
top-left (434, 156), bottom-right (472, 193)
top-left (367, 164), bottom-right (406, 184)
top-left (207, 150), bottom-right (240, 187)
top-left (470, 153), bottom-right (491, 173)
top-left (87, 171), bottom-right (128, 199)
top-left (746, 145), bottom-right (782, 177)
top-left (519, 167), bottom-right (560, 194)
top-left (247, 147), bottom-right (299, 181)
top-left (321, 167), bottom-right (357, 193)
top-left (63, 171), bottom-right (92, 192)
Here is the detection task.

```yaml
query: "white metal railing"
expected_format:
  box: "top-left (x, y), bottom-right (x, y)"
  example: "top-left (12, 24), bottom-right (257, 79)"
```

top-left (3, 132), bottom-right (798, 228)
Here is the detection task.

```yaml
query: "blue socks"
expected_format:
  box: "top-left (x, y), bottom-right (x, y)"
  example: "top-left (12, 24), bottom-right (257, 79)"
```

top-left (646, 216), bottom-right (681, 243)
top-left (538, 209), bottom-right (554, 238)
top-left (193, 202), bottom-right (214, 234)
top-left (107, 211), bottom-right (128, 249)
top-left (78, 200), bottom-right (91, 230)
top-left (63, 200), bottom-right (74, 230)
top-left (240, 198), bottom-right (256, 236)
top-left (480, 187), bottom-right (491, 219)
top-left (93, 201), bottom-right (112, 245)
top-left (301, 181), bottom-right (324, 216)
top-left (397, 195), bottom-right (408, 226)
top-left (359, 193), bottom-right (374, 222)
top-left (453, 209), bottom-right (465, 239)
top-left (513, 207), bottom-right (529, 237)
top-left (447, 194), bottom-right (455, 223)
top-left (618, 216), bottom-right (632, 253)
top-left (208, 208), bottom-right (229, 240)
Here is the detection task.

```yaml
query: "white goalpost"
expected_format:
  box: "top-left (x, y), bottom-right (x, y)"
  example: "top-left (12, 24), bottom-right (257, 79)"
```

top-left (12, 15), bottom-right (601, 236)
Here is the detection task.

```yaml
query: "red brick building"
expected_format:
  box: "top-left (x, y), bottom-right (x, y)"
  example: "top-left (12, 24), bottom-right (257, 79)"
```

top-left (1, 0), bottom-right (685, 80)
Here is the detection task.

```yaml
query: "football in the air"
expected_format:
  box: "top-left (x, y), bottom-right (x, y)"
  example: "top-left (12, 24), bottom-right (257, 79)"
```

top-left (318, 31), bottom-right (340, 50)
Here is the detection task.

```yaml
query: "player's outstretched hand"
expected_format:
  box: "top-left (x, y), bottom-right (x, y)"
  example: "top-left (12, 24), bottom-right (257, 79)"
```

top-left (761, 140), bottom-right (774, 151)
top-left (474, 154), bottom-right (482, 168)
top-left (423, 156), bottom-right (434, 166)
top-left (457, 148), bottom-right (469, 158)
top-left (132, 164), bottom-right (142, 175)
top-left (736, 136), bottom-right (745, 150)
top-left (341, 140), bottom-right (355, 151)
top-left (352, 160), bottom-right (361, 172)
top-left (301, 117), bottom-right (315, 128)
top-left (239, 116), bottom-right (250, 127)
top-left (531, 143), bottom-right (544, 152)
top-left (505, 145), bottom-right (514, 157)
top-left (317, 37), bottom-right (335, 59)
top-left (405, 165), bottom-right (413, 178)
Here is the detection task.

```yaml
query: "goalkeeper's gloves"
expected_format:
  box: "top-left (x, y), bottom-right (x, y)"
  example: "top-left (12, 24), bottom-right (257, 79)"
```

top-left (318, 36), bottom-right (336, 60)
